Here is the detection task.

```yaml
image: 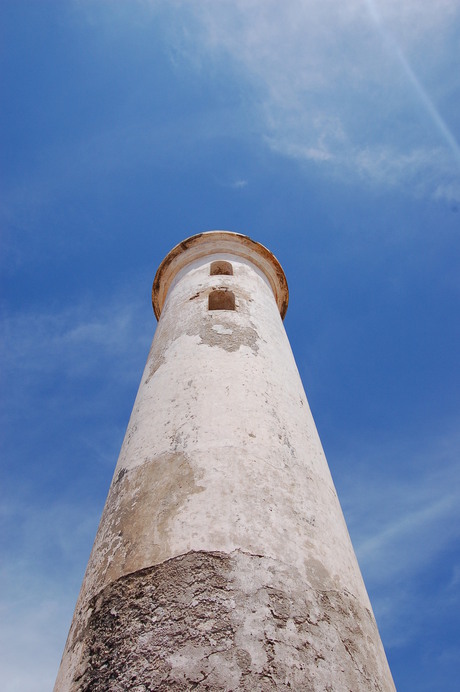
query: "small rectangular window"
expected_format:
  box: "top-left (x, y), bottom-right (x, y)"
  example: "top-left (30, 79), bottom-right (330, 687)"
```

top-left (210, 261), bottom-right (233, 276)
top-left (208, 289), bottom-right (235, 310)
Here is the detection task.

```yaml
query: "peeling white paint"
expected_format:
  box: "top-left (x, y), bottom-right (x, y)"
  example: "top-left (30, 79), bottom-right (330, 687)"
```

top-left (211, 324), bottom-right (233, 335)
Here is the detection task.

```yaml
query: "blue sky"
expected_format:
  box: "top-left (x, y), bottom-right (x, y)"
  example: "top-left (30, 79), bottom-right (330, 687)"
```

top-left (1, 1), bottom-right (459, 689)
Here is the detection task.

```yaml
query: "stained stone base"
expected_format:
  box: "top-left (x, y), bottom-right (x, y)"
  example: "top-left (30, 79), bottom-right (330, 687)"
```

top-left (72, 551), bottom-right (392, 692)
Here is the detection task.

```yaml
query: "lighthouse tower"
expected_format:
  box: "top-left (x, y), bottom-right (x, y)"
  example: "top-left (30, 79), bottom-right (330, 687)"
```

top-left (55, 231), bottom-right (394, 691)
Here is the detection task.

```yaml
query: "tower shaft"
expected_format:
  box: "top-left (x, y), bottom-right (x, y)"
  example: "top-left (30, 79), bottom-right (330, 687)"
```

top-left (55, 232), bottom-right (394, 691)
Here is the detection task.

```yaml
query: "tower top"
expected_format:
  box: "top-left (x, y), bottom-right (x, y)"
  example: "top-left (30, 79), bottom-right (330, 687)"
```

top-left (152, 230), bottom-right (289, 320)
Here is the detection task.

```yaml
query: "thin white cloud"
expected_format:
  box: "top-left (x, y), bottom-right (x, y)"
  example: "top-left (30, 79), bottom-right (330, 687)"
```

top-left (434, 181), bottom-right (460, 204)
top-left (365, 0), bottom-right (460, 169)
top-left (231, 179), bottom-right (248, 189)
top-left (0, 292), bottom-right (154, 473)
top-left (161, 0), bottom-right (460, 198)
top-left (340, 434), bottom-right (460, 579)
top-left (0, 500), bottom-right (101, 692)
top-left (0, 595), bottom-right (68, 692)
top-left (1, 294), bottom-right (151, 380)
top-left (333, 425), bottom-right (460, 645)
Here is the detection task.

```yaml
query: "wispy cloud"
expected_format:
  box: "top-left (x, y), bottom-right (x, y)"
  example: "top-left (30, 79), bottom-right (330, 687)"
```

top-left (333, 425), bottom-right (460, 646)
top-left (163, 0), bottom-right (460, 198)
top-left (365, 0), bottom-right (460, 169)
top-left (1, 293), bottom-right (151, 382)
top-left (0, 500), bottom-right (101, 692)
top-left (231, 179), bottom-right (248, 189)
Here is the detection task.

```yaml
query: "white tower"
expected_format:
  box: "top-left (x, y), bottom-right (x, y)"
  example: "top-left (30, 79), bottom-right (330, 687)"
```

top-left (55, 231), bottom-right (394, 691)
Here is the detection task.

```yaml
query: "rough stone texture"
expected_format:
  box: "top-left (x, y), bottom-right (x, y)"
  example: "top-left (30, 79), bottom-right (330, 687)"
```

top-left (75, 551), bottom-right (391, 692)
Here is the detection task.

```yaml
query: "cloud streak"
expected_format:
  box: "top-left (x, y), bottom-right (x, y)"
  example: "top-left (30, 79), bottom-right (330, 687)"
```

top-left (1, 294), bottom-right (151, 381)
top-left (163, 0), bottom-right (460, 198)
top-left (0, 499), bottom-right (101, 692)
top-left (365, 0), bottom-right (460, 168)
top-left (333, 426), bottom-right (460, 646)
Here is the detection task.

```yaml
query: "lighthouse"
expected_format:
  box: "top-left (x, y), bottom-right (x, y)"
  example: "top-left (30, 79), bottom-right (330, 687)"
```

top-left (55, 231), bottom-right (394, 690)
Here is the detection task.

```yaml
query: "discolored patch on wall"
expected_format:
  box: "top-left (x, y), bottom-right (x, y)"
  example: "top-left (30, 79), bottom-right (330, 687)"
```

top-left (84, 453), bottom-right (205, 593)
top-left (194, 319), bottom-right (260, 354)
top-left (144, 320), bottom-right (171, 384)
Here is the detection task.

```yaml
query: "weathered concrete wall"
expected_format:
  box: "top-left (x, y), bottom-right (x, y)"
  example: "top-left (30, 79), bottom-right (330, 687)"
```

top-left (55, 233), bottom-right (394, 691)
top-left (74, 551), bottom-right (391, 691)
